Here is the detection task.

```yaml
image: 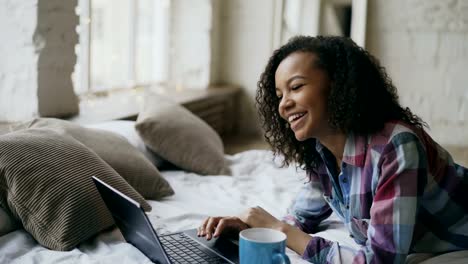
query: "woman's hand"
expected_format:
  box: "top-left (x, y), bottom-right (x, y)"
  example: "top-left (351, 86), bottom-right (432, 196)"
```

top-left (197, 207), bottom-right (286, 241)
top-left (239, 206), bottom-right (286, 231)
top-left (240, 207), bottom-right (314, 256)
top-left (197, 216), bottom-right (249, 240)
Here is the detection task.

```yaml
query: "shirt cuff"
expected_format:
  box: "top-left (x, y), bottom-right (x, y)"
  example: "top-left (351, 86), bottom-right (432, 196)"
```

top-left (302, 236), bottom-right (334, 261)
top-left (281, 215), bottom-right (297, 227)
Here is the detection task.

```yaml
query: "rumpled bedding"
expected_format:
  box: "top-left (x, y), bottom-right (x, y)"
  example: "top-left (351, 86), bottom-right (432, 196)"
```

top-left (1, 150), bottom-right (466, 264)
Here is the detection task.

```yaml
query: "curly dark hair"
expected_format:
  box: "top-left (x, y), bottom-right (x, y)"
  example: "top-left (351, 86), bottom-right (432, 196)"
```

top-left (256, 35), bottom-right (426, 175)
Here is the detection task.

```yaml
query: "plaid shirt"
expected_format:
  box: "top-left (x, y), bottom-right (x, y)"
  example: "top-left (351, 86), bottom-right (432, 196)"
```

top-left (283, 121), bottom-right (468, 264)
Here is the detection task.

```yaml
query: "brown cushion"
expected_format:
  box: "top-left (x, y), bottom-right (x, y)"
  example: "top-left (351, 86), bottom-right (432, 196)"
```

top-left (0, 206), bottom-right (18, 236)
top-left (0, 124), bottom-right (25, 236)
top-left (135, 96), bottom-right (231, 175)
top-left (28, 118), bottom-right (174, 200)
top-left (0, 129), bottom-right (151, 251)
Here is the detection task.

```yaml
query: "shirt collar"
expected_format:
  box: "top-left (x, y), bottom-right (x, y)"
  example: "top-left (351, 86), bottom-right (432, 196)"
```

top-left (315, 133), bottom-right (368, 168)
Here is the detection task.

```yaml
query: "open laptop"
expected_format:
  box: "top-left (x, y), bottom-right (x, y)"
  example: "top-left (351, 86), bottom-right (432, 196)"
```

top-left (92, 176), bottom-right (239, 264)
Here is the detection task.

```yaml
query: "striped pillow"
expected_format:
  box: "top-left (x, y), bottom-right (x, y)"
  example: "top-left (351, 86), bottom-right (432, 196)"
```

top-left (28, 118), bottom-right (174, 200)
top-left (0, 129), bottom-right (151, 251)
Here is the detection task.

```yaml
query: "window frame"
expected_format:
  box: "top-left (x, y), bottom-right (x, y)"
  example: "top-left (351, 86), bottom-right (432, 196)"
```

top-left (76, 0), bottom-right (170, 95)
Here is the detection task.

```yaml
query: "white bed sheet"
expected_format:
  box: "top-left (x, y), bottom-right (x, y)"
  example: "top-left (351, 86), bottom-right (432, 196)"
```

top-left (1, 150), bottom-right (466, 264)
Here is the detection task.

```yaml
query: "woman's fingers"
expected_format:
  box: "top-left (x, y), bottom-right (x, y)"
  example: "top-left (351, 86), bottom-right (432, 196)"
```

top-left (197, 217), bottom-right (210, 236)
top-left (214, 217), bottom-right (248, 238)
top-left (198, 216), bottom-right (249, 240)
top-left (204, 217), bottom-right (219, 240)
top-left (212, 218), bottom-right (228, 238)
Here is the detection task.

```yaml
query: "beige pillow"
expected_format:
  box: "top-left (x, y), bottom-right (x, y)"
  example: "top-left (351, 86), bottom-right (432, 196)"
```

top-left (28, 118), bottom-right (174, 200)
top-left (135, 96), bottom-right (231, 175)
top-left (0, 129), bottom-right (151, 251)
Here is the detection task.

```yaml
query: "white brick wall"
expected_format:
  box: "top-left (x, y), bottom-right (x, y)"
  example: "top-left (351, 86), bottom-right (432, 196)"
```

top-left (0, 0), bottom-right (217, 121)
top-left (0, 0), bottom-right (78, 122)
top-left (367, 0), bottom-right (468, 146)
top-left (0, 0), bottom-right (39, 121)
top-left (36, 0), bottom-right (78, 117)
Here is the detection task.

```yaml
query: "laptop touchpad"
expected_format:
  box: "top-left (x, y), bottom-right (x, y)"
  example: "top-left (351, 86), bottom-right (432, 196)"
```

top-left (184, 229), bottom-right (239, 263)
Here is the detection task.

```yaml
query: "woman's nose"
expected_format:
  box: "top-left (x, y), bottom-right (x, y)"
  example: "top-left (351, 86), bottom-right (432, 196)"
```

top-left (279, 96), bottom-right (293, 114)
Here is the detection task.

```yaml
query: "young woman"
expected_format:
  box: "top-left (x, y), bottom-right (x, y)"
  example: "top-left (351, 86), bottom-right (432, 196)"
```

top-left (197, 36), bottom-right (468, 263)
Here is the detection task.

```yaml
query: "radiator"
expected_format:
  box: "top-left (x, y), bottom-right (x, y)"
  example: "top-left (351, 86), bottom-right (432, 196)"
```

top-left (182, 91), bottom-right (238, 137)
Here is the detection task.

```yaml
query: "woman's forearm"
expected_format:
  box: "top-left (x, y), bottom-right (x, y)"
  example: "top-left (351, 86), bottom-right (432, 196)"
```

top-left (276, 223), bottom-right (313, 256)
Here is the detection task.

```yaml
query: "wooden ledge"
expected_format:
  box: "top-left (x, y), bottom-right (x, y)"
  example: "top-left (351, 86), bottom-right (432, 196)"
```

top-left (67, 84), bottom-right (241, 125)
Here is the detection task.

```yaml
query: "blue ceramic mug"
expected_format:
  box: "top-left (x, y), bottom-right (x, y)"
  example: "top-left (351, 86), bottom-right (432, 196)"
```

top-left (239, 228), bottom-right (290, 264)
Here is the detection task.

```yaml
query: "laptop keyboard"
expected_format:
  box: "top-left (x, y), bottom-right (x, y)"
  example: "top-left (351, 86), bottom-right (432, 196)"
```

top-left (160, 233), bottom-right (229, 264)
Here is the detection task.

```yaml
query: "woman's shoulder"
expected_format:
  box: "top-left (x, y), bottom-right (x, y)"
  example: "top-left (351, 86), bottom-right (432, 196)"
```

top-left (367, 120), bottom-right (422, 147)
top-left (369, 120), bottom-right (451, 166)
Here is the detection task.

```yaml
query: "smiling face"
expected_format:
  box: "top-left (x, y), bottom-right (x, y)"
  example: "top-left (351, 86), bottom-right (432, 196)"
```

top-left (275, 52), bottom-right (332, 141)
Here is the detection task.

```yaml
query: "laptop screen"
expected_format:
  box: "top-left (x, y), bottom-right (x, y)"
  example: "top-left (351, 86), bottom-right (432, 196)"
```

top-left (92, 176), bottom-right (171, 264)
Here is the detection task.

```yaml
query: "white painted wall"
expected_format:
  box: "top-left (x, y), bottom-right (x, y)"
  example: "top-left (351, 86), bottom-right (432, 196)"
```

top-left (170, 0), bottom-right (213, 90)
top-left (218, 0), bottom-right (468, 145)
top-left (218, 0), bottom-right (279, 135)
top-left (366, 0), bottom-right (468, 146)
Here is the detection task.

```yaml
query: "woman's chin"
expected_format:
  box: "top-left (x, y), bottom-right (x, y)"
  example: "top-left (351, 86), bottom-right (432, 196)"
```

top-left (294, 132), bottom-right (308, 142)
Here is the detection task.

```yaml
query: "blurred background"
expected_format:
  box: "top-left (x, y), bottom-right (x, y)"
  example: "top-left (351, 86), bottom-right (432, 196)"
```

top-left (0, 0), bottom-right (467, 164)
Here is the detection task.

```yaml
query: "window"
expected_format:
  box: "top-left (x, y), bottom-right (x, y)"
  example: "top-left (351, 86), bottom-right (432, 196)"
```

top-left (74, 0), bottom-right (170, 94)
top-left (280, 0), bottom-right (367, 48)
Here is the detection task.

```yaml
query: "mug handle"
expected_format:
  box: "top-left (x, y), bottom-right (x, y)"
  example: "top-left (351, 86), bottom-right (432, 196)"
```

top-left (272, 252), bottom-right (291, 264)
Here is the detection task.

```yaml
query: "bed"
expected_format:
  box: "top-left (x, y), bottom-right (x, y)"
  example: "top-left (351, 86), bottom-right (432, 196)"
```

top-left (2, 149), bottom-right (468, 263)
top-left (0, 149), bottom-right (356, 264)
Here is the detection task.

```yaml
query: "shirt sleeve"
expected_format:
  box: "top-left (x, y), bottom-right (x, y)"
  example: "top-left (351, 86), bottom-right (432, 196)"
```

top-left (282, 171), bottom-right (332, 234)
top-left (302, 132), bottom-right (428, 264)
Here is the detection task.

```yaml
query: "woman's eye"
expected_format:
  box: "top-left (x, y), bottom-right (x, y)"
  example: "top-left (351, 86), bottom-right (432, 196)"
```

top-left (276, 95), bottom-right (283, 100)
top-left (291, 84), bottom-right (303, 90)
